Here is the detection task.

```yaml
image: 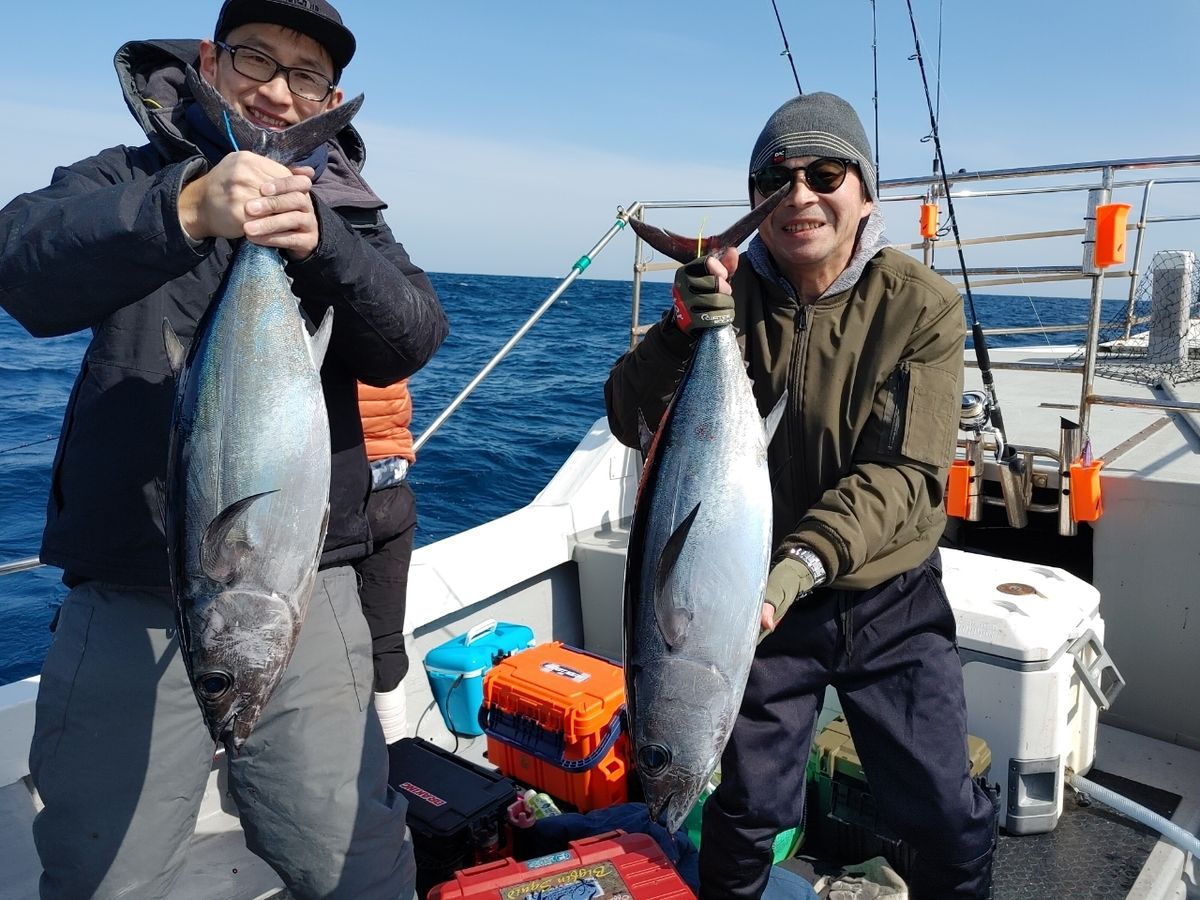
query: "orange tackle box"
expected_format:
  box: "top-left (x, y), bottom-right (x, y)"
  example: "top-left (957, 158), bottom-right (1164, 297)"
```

top-left (480, 641), bottom-right (630, 813)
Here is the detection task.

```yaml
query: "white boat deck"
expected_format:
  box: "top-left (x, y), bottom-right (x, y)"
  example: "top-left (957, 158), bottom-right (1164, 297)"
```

top-left (968, 345), bottom-right (1200, 486)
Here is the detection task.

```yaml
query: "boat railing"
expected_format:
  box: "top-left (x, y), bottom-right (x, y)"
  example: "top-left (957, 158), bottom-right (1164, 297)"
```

top-left (624, 155), bottom-right (1200, 418)
top-left (623, 155), bottom-right (1200, 535)
top-left (0, 557), bottom-right (42, 577)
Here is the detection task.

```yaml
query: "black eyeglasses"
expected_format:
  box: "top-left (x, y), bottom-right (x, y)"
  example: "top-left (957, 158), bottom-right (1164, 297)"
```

top-left (215, 41), bottom-right (335, 102)
top-left (751, 157), bottom-right (856, 197)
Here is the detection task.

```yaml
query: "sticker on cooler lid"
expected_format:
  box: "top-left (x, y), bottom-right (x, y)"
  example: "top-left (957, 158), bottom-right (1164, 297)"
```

top-left (397, 782), bottom-right (446, 807)
top-left (540, 661), bottom-right (591, 683)
top-left (506, 861), bottom-right (630, 899)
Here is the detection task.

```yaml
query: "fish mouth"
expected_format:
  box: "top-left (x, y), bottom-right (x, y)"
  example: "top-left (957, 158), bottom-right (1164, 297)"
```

top-left (220, 707), bottom-right (258, 754)
top-left (650, 789), bottom-right (694, 835)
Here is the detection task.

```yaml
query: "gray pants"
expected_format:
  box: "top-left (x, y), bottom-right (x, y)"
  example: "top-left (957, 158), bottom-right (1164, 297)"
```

top-left (30, 567), bottom-right (417, 899)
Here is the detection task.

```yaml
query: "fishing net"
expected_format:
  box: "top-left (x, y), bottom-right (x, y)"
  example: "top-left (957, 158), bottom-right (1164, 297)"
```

top-left (1061, 250), bottom-right (1200, 384)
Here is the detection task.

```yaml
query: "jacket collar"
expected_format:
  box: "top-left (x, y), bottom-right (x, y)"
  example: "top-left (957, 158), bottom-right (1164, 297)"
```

top-left (746, 206), bottom-right (890, 304)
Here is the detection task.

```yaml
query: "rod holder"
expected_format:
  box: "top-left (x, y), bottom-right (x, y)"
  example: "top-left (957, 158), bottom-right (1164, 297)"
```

top-left (1058, 419), bottom-right (1081, 537)
top-left (996, 446), bottom-right (1030, 529)
top-left (962, 436), bottom-right (985, 521)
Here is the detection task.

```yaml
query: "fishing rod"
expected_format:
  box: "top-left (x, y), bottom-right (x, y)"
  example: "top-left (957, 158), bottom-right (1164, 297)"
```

top-left (870, 0), bottom-right (880, 186)
top-left (770, 0), bottom-right (802, 94)
top-left (0, 435), bottom-right (56, 456)
top-left (904, 0), bottom-right (1013, 456)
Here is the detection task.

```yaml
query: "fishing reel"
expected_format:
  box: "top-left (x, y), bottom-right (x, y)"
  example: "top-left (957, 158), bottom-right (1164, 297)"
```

top-left (958, 390), bottom-right (991, 434)
top-left (955, 389), bottom-right (1032, 529)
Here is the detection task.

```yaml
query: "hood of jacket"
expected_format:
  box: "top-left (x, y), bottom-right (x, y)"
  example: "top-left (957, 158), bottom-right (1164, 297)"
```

top-left (113, 39), bottom-right (384, 209)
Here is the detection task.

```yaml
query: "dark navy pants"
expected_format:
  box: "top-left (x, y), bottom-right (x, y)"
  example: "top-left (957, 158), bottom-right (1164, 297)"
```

top-left (699, 551), bottom-right (997, 899)
top-left (354, 480), bottom-right (417, 692)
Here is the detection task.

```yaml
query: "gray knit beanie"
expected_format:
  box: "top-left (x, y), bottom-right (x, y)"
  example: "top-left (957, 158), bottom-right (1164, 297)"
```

top-left (748, 92), bottom-right (878, 202)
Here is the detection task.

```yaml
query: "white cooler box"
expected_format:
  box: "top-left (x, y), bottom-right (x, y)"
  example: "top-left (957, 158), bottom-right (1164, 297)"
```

top-left (942, 547), bottom-right (1123, 834)
top-left (818, 548), bottom-right (1124, 835)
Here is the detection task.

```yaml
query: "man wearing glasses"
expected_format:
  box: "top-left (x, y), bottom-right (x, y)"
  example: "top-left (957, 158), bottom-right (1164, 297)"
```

top-left (0, 1), bottom-right (446, 897)
top-left (605, 93), bottom-right (996, 898)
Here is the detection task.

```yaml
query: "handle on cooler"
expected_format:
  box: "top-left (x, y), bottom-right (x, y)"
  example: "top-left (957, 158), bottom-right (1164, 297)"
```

top-left (482, 706), bottom-right (626, 773)
top-left (465, 619), bottom-right (499, 646)
top-left (1068, 629), bottom-right (1125, 710)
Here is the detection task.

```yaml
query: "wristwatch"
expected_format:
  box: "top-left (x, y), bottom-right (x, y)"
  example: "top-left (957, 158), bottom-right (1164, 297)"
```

top-left (787, 545), bottom-right (827, 589)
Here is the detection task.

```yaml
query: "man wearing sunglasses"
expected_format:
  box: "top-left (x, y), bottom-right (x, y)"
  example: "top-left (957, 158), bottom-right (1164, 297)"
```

top-left (0, 1), bottom-right (447, 897)
top-left (605, 93), bottom-right (996, 898)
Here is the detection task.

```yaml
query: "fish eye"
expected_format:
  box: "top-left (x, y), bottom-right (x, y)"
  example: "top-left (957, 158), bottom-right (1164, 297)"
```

top-left (637, 743), bottom-right (671, 775)
top-left (197, 671), bottom-right (233, 700)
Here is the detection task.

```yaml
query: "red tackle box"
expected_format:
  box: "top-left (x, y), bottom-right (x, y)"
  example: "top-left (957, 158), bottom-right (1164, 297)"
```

top-left (480, 641), bottom-right (630, 813)
top-left (427, 830), bottom-right (693, 899)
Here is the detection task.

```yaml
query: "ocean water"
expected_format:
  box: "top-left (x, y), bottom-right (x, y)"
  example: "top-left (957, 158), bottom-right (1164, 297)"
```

top-left (0, 274), bottom-right (1113, 686)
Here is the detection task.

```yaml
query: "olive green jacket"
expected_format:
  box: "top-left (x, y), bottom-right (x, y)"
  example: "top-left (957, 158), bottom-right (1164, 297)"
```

top-left (604, 239), bottom-right (965, 591)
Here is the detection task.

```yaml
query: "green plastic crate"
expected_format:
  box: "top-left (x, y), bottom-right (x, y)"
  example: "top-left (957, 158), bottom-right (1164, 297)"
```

top-left (682, 766), bottom-right (806, 862)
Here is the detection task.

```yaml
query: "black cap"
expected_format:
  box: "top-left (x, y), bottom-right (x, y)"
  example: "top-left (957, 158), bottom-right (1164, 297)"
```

top-left (214, 0), bottom-right (356, 81)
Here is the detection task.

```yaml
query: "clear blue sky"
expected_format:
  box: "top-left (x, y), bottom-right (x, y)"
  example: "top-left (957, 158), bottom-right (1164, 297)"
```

top-left (3, 1), bottom-right (1198, 282)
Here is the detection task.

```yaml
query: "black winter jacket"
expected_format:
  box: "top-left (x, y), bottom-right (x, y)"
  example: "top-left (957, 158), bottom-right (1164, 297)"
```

top-left (0, 40), bottom-right (448, 587)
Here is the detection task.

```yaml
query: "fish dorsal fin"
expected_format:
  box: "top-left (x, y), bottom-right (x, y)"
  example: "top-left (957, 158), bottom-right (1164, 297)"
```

top-left (309, 308), bottom-right (334, 370)
top-left (162, 319), bottom-right (186, 377)
top-left (200, 490), bottom-right (278, 583)
top-left (654, 502), bottom-right (701, 648)
top-left (625, 182), bottom-right (790, 264)
top-left (764, 389), bottom-right (788, 443)
top-left (185, 68), bottom-right (364, 165)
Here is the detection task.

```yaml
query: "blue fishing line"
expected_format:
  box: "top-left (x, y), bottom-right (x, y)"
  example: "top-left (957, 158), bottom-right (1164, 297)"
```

top-left (222, 110), bottom-right (241, 152)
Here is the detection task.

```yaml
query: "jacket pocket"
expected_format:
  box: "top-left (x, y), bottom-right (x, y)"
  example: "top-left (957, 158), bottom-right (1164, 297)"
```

top-left (899, 362), bottom-right (959, 467)
top-left (32, 594), bottom-right (95, 761)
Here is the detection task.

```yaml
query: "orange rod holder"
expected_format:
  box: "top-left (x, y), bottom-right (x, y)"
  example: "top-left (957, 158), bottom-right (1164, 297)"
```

top-left (1068, 459), bottom-right (1104, 523)
top-left (1093, 202), bottom-right (1131, 268)
top-left (945, 460), bottom-right (973, 519)
top-left (919, 203), bottom-right (939, 240)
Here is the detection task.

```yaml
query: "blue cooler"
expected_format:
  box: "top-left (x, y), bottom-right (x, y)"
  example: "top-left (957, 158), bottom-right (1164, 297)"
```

top-left (423, 619), bottom-right (535, 736)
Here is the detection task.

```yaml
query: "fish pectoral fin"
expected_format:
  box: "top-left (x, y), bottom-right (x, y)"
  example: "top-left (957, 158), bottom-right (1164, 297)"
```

top-left (764, 389), bottom-right (789, 443)
top-left (163, 319), bottom-right (186, 377)
top-left (308, 308), bottom-right (334, 370)
top-left (653, 502), bottom-right (700, 647)
top-left (200, 490), bottom-right (278, 583)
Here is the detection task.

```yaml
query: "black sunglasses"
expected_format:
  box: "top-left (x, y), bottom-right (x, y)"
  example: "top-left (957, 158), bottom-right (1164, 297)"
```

top-left (752, 157), bottom-right (856, 197)
top-left (215, 41), bottom-right (335, 102)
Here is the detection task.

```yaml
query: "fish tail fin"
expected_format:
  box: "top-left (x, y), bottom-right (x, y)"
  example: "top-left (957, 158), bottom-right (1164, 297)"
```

top-left (625, 183), bottom-right (790, 264)
top-left (185, 67), bottom-right (364, 164)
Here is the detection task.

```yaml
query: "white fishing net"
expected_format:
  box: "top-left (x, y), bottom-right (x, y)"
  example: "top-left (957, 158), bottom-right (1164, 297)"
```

top-left (1064, 250), bottom-right (1200, 384)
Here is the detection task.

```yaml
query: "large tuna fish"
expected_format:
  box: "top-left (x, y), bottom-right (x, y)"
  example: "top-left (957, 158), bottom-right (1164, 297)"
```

top-left (163, 70), bottom-right (363, 752)
top-left (622, 190), bottom-right (787, 832)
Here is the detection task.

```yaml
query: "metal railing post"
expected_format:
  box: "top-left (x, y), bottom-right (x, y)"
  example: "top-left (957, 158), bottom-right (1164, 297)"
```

top-left (1078, 168), bottom-right (1115, 437)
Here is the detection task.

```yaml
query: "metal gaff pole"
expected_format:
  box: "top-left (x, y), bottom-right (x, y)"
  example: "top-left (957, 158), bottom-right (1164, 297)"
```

top-left (412, 209), bottom-right (638, 454)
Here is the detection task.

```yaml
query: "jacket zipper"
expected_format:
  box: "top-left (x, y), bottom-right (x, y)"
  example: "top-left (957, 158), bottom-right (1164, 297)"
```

top-left (788, 306), bottom-right (811, 517)
top-left (885, 362), bottom-right (910, 454)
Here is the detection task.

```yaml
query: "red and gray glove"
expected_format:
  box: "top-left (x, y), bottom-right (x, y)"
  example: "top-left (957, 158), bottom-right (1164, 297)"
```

top-left (672, 257), bottom-right (735, 333)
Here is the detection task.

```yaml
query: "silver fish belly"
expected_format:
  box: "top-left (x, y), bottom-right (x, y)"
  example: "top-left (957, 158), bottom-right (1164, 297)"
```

top-left (623, 324), bottom-right (774, 833)
top-left (167, 243), bottom-right (331, 752)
